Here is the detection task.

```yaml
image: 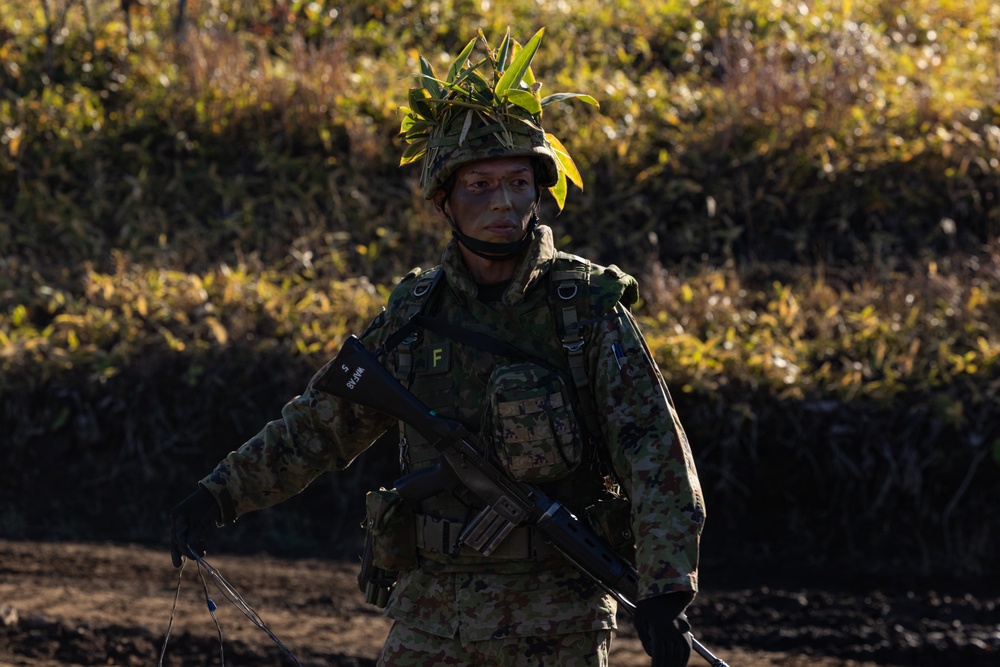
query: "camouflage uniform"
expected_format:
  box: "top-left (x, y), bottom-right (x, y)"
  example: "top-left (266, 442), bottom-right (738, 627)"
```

top-left (379, 621), bottom-right (612, 666)
top-left (201, 225), bottom-right (705, 662)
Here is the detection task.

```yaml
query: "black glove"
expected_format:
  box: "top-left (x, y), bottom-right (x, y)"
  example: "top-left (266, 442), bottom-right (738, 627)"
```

top-left (633, 591), bottom-right (695, 667)
top-left (169, 485), bottom-right (221, 568)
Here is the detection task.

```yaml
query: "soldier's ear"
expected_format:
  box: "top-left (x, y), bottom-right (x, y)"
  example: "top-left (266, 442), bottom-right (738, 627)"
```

top-left (433, 190), bottom-right (449, 218)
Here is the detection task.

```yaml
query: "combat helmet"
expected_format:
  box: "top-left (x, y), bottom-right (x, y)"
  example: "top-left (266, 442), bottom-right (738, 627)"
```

top-left (399, 27), bottom-right (598, 212)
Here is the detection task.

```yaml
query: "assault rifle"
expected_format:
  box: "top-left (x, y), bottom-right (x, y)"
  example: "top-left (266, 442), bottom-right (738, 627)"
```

top-left (324, 335), bottom-right (729, 667)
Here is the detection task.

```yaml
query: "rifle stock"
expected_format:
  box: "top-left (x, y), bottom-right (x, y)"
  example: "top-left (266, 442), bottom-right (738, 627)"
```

top-left (325, 335), bottom-right (729, 667)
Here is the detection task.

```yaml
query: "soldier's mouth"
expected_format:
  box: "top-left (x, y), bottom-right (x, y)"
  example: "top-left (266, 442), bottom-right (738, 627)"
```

top-left (485, 220), bottom-right (518, 234)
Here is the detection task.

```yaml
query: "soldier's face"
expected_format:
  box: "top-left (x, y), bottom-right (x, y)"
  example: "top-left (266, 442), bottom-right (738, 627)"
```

top-left (439, 156), bottom-right (537, 245)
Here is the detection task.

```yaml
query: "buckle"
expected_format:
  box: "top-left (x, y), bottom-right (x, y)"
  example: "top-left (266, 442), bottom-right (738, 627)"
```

top-left (557, 284), bottom-right (578, 300)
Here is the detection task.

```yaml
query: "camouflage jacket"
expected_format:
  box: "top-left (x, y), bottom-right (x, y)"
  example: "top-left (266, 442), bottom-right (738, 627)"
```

top-left (201, 224), bottom-right (705, 640)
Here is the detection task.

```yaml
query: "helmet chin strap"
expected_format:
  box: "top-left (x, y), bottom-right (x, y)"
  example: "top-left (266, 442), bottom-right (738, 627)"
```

top-left (448, 201), bottom-right (540, 262)
top-left (452, 217), bottom-right (537, 260)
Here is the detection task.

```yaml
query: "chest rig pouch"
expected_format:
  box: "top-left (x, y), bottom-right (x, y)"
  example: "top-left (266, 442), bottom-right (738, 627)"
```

top-left (481, 361), bottom-right (583, 484)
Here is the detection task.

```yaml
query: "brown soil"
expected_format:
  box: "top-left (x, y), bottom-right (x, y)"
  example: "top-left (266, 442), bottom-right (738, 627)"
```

top-left (0, 540), bottom-right (996, 667)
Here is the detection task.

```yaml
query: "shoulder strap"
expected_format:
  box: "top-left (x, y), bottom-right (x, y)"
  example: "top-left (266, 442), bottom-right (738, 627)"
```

top-left (549, 254), bottom-right (628, 496)
top-left (550, 253), bottom-right (592, 394)
top-left (375, 267), bottom-right (444, 476)
top-left (550, 254), bottom-right (601, 432)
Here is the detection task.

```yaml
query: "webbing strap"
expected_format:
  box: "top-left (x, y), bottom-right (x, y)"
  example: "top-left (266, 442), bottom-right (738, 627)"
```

top-left (380, 269), bottom-right (444, 376)
top-left (427, 122), bottom-right (532, 148)
top-left (415, 514), bottom-right (556, 561)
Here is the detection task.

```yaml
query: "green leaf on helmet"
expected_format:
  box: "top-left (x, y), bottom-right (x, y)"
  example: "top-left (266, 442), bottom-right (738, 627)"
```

top-left (547, 132), bottom-right (583, 189)
top-left (456, 68), bottom-right (494, 105)
top-left (405, 119), bottom-right (434, 135)
top-left (541, 92), bottom-right (600, 109)
top-left (458, 110), bottom-right (475, 146)
top-left (420, 57), bottom-right (441, 98)
top-left (405, 128), bottom-right (433, 144)
top-left (549, 168), bottom-right (568, 212)
top-left (504, 89), bottom-right (542, 116)
top-left (495, 27), bottom-right (513, 73)
top-left (408, 88), bottom-right (434, 119)
top-left (399, 107), bottom-right (415, 132)
top-left (447, 37), bottom-right (477, 84)
top-left (442, 63), bottom-right (484, 99)
top-left (476, 28), bottom-right (493, 61)
top-left (399, 140), bottom-right (427, 165)
top-left (522, 64), bottom-right (537, 90)
top-left (495, 28), bottom-right (544, 105)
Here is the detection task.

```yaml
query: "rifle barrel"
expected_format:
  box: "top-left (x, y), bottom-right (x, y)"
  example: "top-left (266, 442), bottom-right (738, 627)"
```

top-left (692, 636), bottom-right (730, 667)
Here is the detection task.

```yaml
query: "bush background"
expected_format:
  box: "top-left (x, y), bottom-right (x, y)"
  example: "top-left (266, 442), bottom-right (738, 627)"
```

top-left (1, 0), bottom-right (998, 582)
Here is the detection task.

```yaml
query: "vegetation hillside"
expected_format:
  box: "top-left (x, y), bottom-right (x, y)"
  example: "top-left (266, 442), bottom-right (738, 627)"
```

top-left (1, 0), bottom-right (998, 579)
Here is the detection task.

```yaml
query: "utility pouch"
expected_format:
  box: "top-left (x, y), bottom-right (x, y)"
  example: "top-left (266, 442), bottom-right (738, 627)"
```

top-left (584, 495), bottom-right (636, 562)
top-left (357, 488), bottom-right (417, 608)
top-left (483, 362), bottom-right (583, 484)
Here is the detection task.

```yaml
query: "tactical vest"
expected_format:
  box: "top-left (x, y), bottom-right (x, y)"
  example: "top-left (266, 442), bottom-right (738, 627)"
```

top-left (383, 252), bottom-right (637, 565)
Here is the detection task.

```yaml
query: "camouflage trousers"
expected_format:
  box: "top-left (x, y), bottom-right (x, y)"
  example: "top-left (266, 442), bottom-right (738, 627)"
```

top-left (377, 621), bottom-right (612, 667)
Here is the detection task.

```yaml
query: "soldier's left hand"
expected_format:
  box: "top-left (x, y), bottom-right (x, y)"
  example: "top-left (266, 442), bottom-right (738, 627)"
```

top-left (634, 592), bottom-right (694, 667)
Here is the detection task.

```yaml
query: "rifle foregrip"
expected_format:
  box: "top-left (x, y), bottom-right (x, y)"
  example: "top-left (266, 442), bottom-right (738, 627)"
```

top-left (395, 464), bottom-right (460, 504)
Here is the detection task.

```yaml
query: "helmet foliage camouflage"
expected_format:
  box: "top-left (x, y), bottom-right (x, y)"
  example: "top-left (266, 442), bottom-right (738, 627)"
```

top-left (398, 27), bottom-right (598, 211)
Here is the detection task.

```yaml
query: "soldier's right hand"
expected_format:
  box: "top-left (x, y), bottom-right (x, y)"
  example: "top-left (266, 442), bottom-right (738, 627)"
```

top-left (169, 485), bottom-right (221, 567)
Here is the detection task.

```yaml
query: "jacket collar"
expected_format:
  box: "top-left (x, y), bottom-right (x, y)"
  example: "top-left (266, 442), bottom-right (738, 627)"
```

top-left (440, 225), bottom-right (556, 306)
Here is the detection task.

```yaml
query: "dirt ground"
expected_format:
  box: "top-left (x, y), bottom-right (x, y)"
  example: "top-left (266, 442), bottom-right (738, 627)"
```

top-left (0, 540), bottom-right (996, 667)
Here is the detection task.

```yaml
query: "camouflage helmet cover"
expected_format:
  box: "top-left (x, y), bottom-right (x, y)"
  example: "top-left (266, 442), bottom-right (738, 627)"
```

top-left (399, 28), bottom-right (598, 211)
top-left (421, 108), bottom-right (560, 200)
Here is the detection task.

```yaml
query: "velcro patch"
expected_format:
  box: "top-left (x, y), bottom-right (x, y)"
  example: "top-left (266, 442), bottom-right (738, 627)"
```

top-left (416, 342), bottom-right (451, 375)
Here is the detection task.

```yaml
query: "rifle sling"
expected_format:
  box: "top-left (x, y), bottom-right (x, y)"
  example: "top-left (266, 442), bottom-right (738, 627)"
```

top-left (411, 314), bottom-right (563, 374)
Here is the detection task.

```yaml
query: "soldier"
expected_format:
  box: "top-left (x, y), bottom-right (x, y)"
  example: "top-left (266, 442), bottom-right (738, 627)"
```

top-left (170, 28), bottom-right (705, 667)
